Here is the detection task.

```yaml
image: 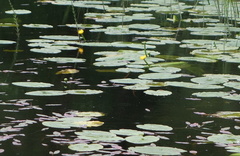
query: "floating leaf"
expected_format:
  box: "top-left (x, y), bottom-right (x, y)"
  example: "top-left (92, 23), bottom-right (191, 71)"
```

top-left (207, 134), bottom-right (240, 144)
top-left (138, 73), bottom-right (182, 80)
top-left (42, 121), bottom-right (72, 129)
top-left (44, 57), bottom-right (86, 63)
top-left (149, 66), bottom-right (181, 73)
top-left (76, 112), bottom-right (105, 117)
top-left (224, 82), bottom-right (240, 90)
top-left (23, 24), bottom-right (53, 28)
top-left (5, 9), bottom-right (31, 15)
top-left (213, 111), bottom-right (240, 119)
top-left (110, 129), bottom-right (144, 136)
top-left (56, 69), bottom-right (79, 75)
top-left (129, 146), bottom-right (186, 155)
top-left (192, 92), bottom-right (230, 98)
top-left (30, 48), bottom-right (61, 54)
top-left (40, 35), bottom-right (80, 40)
top-left (25, 90), bottom-right (67, 96)
top-left (0, 40), bottom-right (16, 44)
top-left (68, 143), bottom-right (103, 152)
top-left (136, 124), bottom-right (173, 131)
top-left (144, 89), bottom-right (172, 96)
top-left (126, 136), bottom-right (159, 144)
top-left (12, 82), bottom-right (54, 88)
top-left (65, 89), bottom-right (103, 95)
top-left (123, 84), bottom-right (150, 90)
top-left (166, 81), bottom-right (224, 89)
top-left (191, 77), bottom-right (228, 85)
top-left (110, 78), bottom-right (152, 84)
top-left (222, 94), bottom-right (240, 101)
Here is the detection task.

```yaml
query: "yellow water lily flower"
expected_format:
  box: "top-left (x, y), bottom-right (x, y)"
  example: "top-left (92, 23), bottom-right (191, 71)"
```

top-left (78, 48), bottom-right (84, 54)
top-left (78, 29), bottom-right (84, 35)
top-left (140, 55), bottom-right (147, 60)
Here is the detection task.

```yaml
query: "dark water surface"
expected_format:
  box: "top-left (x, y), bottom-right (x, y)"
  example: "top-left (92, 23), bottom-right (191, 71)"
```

top-left (0, 0), bottom-right (240, 155)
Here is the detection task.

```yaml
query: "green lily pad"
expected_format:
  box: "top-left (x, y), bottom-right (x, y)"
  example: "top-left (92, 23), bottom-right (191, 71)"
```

top-left (213, 111), bottom-right (240, 119)
top-left (25, 90), bottom-right (67, 96)
top-left (5, 9), bottom-right (31, 15)
top-left (76, 112), bottom-right (105, 117)
top-left (110, 78), bottom-right (152, 84)
top-left (68, 143), bottom-right (103, 152)
top-left (0, 40), bottom-right (16, 44)
top-left (110, 129), bottom-right (144, 136)
top-left (192, 91), bottom-right (230, 98)
top-left (94, 61), bottom-right (127, 67)
top-left (75, 130), bottom-right (124, 142)
top-left (136, 124), bottom-right (173, 131)
top-left (224, 82), bottom-right (240, 90)
top-left (12, 82), bottom-right (54, 88)
top-left (177, 56), bottom-right (217, 63)
top-left (226, 146), bottom-right (240, 153)
top-left (66, 24), bottom-right (103, 29)
top-left (144, 89), bottom-right (172, 96)
top-left (128, 24), bottom-right (160, 30)
top-left (129, 146), bottom-right (186, 155)
top-left (126, 135), bottom-right (159, 144)
top-left (65, 89), bottom-right (103, 95)
top-left (42, 121), bottom-right (72, 129)
top-left (138, 73), bottom-right (182, 80)
top-left (190, 77), bottom-right (228, 85)
top-left (222, 94), bottom-right (240, 101)
top-left (30, 48), bottom-right (61, 54)
top-left (123, 84), bottom-right (150, 90)
top-left (23, 24), bottom-right (53, 28)
top-left (166, 81), bottom-right (224, 89)
top-left (40, 35), bottom-right (80, 41)
top-left (207, 134), bottom-right (240, 144)
top-left (116, 68), bottom-right (145, 73)
top-left (149, 67), bottom-right (181, 73)
top-left (44, 57), bottom-right (86, 63)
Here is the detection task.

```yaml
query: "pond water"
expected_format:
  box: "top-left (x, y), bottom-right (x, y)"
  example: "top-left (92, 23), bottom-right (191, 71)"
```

top-left (1, 0), bottom-right (240, 155)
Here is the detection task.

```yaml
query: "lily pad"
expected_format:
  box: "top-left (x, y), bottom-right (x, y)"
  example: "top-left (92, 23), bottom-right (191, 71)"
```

top-left (129, 146), bottom-right (186, 155)
top-left (65, 89), bottom-right (103, 95)
top-left (126, 135), bottom-right (159, 144)
top-left (144, 89), bottom-right (172, 96)
top-left (123, 84), bottom-right (150, 90)
top-left (136, 124), bottom-right (173, 131)
top-left (166, 81), bottom-right (224, 89)
top-left (192, 91), bottom-right (230, 98)
top-left (25, 90), bottom-right (67, 96)
top-left (224, 82), bottom-right (240, 90)
top-left (44, 57), bottom-right (86, 63)
top-left (30, 48), bottom-right (61, 54)
top-left (138, 73), bottom-right (182, 80)
top-left (12, 82), bottom-right (54, 88)
top-left (110, 129), bottom-right (144, 136)
top-left (5, 9), bottom-right (31, 15)
top-left (75, 130), bottom-right (124, 142)
top-left (40, 35), bottom-right (80, 41)
top-left (207, 134), bottom-right (240, 144)
top-left (68, 143), bottom-right (103, 152)
top-left (110, 78), bottom-right (152, 84)
top-left (0, 40), bottom-right (16, 44)
top-left (213, 111), bottom-right (240, 119)
top-left (116, 68), bottom-right (145, 73)
top-left (76, 112), bottom-right (105, 117)
top-left (190, 77), bottom-right (228, 85)
top-left (222, 94), bottom-right (240, 101)
top-left (23, 24), bottom-right (53, 28)
top-left (149, 66), bottom-right (181, 73)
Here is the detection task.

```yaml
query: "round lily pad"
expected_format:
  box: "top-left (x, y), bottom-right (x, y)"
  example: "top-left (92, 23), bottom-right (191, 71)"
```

top-left (25, 90), bottom-right (67, 96)
top-left (42, 121), bottom-right (72, 129)
top-left (192, 91), bottom-right (230, 98)
top-left (94, 61), bottom-right (127, 67)
top-left (138, 73), bottom-right (182, 80)
top-left (123, 84), bottom-right (150, 90)
top-left (40, 35), bottom-right (80, 40)
top-left (110, 78), bottom-right (152, 84)
top-left (23, 24), bottom-right (53, 28)
top-left (116, 68), bottom-right (145, 73)
top-left (126, 136), bottom-right (159, 144)
top-left (110, 129), bottom-right (144, 136)
top-left (76, 112), bottom-right (105, 117)
top-left (222, 94), bottom-right (240, 101)
top-left (12, 82), bottom-right (54, 88)
top-left (5, 9), bottom-right (31, 15)
top-left (68, 143), bottom-right (103, 152)
top-left (30, 48), bottom-right (61, 54)
top-left (136, 124), bottom-right (173, 131)
top-left (190, 77), bottom-right (228, 85)
top-left (65, 89), bottom-right (103, 95)
top-left (0, 40), bottom-right (16, 44)
top-left (149, 66), bottom-right (181, 73)
top-left (224, 82), bottom-right (240, 90)
top-left (166, 81), bottom-right (224, 89)
top-left (129, 146), bottom-right (186, 155)
top-left (207, 134), bottom-right (240, 144)
top-left (144, 89), bottom-right (172, 96)
top-left (44, 57), bottom-right (86, 63)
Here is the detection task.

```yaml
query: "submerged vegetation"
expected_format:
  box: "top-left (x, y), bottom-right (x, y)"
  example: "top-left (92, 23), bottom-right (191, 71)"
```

top-left (1, 0), bottom-right (240, 155)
